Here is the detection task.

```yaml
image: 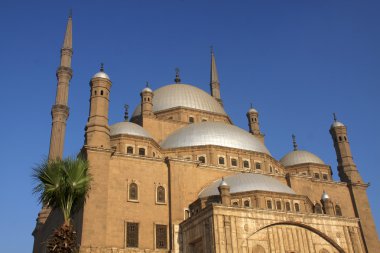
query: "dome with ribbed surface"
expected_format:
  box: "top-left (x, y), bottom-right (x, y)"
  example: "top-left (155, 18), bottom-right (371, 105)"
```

top-left (110, 122), bottom-right (152, 138)
top-left (132, 84), bottom-right (227, 117)
top-left (280, 150), bottom-right (324, 167)
top-left (161, 122), bottom-right (270, 154)
top-left (198, 173), bottom-right (295, 198)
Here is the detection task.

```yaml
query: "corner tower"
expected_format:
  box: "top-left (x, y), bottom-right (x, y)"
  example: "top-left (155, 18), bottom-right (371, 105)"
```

top-left (85, 64), bottom-right (112, 149)
top-left (210, 47), bottom-right (223, 106)
top-left (48, 14), bottom-right (73, 160)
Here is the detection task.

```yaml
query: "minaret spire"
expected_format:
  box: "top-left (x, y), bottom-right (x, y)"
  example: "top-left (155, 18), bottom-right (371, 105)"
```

top-left (210, 47), bottom-right (223, 106)
top-left (48, 13), bottom-right (73, 160)
top-left (292, 134), bottom-right (298, 151)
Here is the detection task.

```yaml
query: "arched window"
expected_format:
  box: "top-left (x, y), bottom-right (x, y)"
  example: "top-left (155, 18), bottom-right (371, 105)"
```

top-left (218, 157), bottom-right (225, 165)
top-left (266, 200), bottom-right (272, 209)
top-left (138, 148), bottom-right (145, 156)
top-left (285, 202), bottom-right (291, 211)
top-left (157, 186), bottom-right (165, 203)
top-left (243, 160), bottom-right (250, 168)
top-left (294, 203), bottom-right (300, 212)
top-left (339, 136), bottom-right (342, 141)
top-left (244, 200), bottom-right (250, 207)
top-left (232, 201), bottom-right (239, 206)
top-left (126, 146), bottom-right (133, 154)
top-left (255, 162), bottom-right (261, 170)
top-left (189, 116), bottom-right (194, 123)
top-left (269, 166), bottom-right (273, 173)
top-left (276, 201), bottom-right (282, 210)
top-left (94, 90), bottom-right (97, 95)
top-left (100, 90), bottom-right (104, 96)
top-left (129, 183), bottom-right (138, 201)
top-left (314, 203), bottom-right (323, 214)
top-left (344, 136), bottom-right (347, 141)
top-left (335, 205), bottom-right (342, 216)
top-left (231, 158), bottom-right (238, 167)
top-left (198, 156), bottom-right (206, 163)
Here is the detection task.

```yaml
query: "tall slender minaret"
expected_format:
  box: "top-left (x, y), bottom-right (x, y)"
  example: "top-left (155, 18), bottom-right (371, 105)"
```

top-left (329, 113), bottom-right (362, 183)
top-left (48, 13), bottom-right (73, 160)
top-left (246, 103), bottom-right (264, 143)
top-left (210, 47), bottom-right (223, 106)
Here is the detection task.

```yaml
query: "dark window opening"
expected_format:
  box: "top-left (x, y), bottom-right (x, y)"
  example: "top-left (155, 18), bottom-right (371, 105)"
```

top-left (244, 200), bottom-right (250, 207)
top-left (94, 90), bottom-right (97, 95)
top-left (219, 157), bottom-right (225, 165)
top-left (269, 166), bottom-right (273, 173)
top-left (322, 174), bottom-right (328, 180)
top-left (255, 162), bottom-right (261, 170)
top-left (198, 156), bottom-right (205, 163)
top-left (129, 183), bottom-right (138, 201)
top-left (156, 225), bottom-right (167, 249)
top-left (295, 203), bottom-right (300, 212)
top-left (314, 173), bottom-right (320, 179)
top-left (138, 148), bottom-right (145, 156)
top-left (232, 201), bottom-right (239, 206)
top-left (344, 136), bottom-right (347, 141)
top-left (339, 136), bottom-right (342, 141)
top-left (335, 205), bottom-right (342, 216)
top-left (100, 90), bottom-right (104, 96)
top-left (285, 202), bottom-right (291, 211)
top-left (127, 146), bottom-right (133, 154)
top-left (157, 186), bottom-right (165, 203)
top-left (231, 158), bottom-right (238, 166)
top-left (243, 160), bottom-right (250, 168)
top-left (126, 222), bottom-right (139, 248)
top-left (276, 201), bottom-right (282, 210)
top-left (189, 117), bottom-right (194, 123)
top-left (267, 200), bottom-right (272, 209)
top-left (315, 203), bottom-right (323, 214)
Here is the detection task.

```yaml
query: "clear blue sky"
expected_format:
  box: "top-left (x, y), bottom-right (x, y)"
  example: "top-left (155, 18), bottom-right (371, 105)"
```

top-left (0, 0), bottom-right (379, 251)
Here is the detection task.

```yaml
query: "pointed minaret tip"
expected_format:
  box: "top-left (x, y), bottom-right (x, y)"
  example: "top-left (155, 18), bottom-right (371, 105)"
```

top-left (292, 134), bottom-right (298, 151)
top-left (210, 48), bottom-right (219, 84)
top-left (62, 12), bottom-right (73, 49)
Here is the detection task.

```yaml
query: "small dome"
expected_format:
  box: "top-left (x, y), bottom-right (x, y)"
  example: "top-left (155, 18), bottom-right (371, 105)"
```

top-left (280, 150), bottom-right (325, 167)
top-left (219, 178), bottom-right (228, 187)
top-left (331, 121), bottom-right (344, 128)
top-left (132, 84), bottom-right (227, 117)
top-left (248, 108), bottom-right (257, 113)
top-left (161, 122), bottom-right (271, 155)
top-left (321, 191), bottom-right (329, 201)
top-left (198, 173), bottom-right (295, 198)
top-left (142, 87), bottom-right (153, 93)
top-left (110, 122), bottom-right (152, 138)
top-left (92, 71), bottom-right (110, 80)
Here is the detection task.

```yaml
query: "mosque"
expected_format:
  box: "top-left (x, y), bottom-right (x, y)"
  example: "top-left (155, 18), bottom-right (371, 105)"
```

top-left (32, 15), bottom-right (379, 253)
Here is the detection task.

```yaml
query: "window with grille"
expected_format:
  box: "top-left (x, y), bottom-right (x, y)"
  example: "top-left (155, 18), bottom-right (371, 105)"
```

top-left (126, 146), bottom-right (133, 154)
top-left (218, 157), bottom-right (225, 165)
top-left (243, 160), bottom-right (250, 168)
top-left (255, 162), bottom-right (261, 170)
top-left (126, 222), bottom-right (139, 248)
top-left (157, 186), bottom-right (165, 203)
top-left (129, 183), bottom-right (138, 201)
top-left (156, 224), bottom-right (167, 249)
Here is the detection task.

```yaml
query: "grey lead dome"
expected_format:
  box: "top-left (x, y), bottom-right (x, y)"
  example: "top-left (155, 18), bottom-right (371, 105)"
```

top-left (280, 150), bottom-right (324, 167)
top-left (132, 84), bottom-right (227, 117)
top-left (198, 173), bottom-right (295, 198)
top-left (110, 122), bottom-right (152, 138)
top-left (161, 122), bottom-right (271, 154)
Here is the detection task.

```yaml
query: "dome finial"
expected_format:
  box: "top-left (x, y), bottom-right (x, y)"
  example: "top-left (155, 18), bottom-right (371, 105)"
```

top-left (100, 63), bottom-right (104, 72)
top-left (210, 45), bottom-right (214, 54)
top-left (69, 8), bottom-right (73, 18)
top-left (292, 134), bottom-right (298, 151)
top-left (219, 177), bottom-right (228, 186)
top-left (174, 67), bottom-right (181, 83)
top-left (333, 112), bottom-right (337, 122)
top-left (146, 81), bottom-right (150, 88)
top-left (124, 104), bottom-right (129, 121)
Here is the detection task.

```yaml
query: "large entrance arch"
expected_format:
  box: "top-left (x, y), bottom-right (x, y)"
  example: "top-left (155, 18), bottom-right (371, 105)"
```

top-left (243, 221), bottom-right (345, 253)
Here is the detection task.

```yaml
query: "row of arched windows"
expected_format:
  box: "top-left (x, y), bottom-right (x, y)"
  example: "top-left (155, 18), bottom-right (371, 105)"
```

top-left (314, 203), bottom-right (342, 216)
top-left (266, 199), bottom-right (301, 212)
top-left (128, 182), bottom-right (166, 204)
top-left (195, 155), bottom-right (268, 171)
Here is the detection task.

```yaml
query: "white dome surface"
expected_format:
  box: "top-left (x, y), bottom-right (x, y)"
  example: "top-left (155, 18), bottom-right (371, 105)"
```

top-left (161, 122), bottom-right (270, 154)
top-left (280, 150), bottom-right (324, 167)
top-left (110, 122), bottom-right (152, 138)
top-left (198, 173), bottom-right (295, 198)
top-left (132, 84), bottom-right (227, 117)
top-left (92, 71), bottom-right (110, 80)
top-left (331, 121), bottom-right (345, 128)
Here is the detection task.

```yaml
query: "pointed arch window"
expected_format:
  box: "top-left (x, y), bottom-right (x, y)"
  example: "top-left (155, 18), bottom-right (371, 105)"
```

top-left (314, 203), bottom-right (323, 214)
top-left (285, 202), bottom-right (291, 211)
top-left (157, 186), bottom-right (166, 204)
top-left (266, 200), bottom-right (272, 209)
top-left (129, 183), bottom-right (138, 201)
top-left (294, 203), bottom-right (300, 212)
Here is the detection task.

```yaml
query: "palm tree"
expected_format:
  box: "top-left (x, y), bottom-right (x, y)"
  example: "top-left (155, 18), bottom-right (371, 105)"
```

top-left (33, 156), bottom-right (91, 253)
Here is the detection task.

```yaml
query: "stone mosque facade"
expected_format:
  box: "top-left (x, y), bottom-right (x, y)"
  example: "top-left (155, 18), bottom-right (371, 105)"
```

top-left (32, 15), bottom-right (379, 253)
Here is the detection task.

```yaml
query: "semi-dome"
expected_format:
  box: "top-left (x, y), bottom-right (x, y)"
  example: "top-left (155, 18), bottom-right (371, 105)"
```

top-left (198, 173), bottom-right (295, 198)
top-left (132, 84), bottom-right (227, 117)
top-left (280, 150), bottom-right (324, 167)
top-left (110, 122), bottom-right (152, 138)
top-left (161, 122), bottom-right (270, 154)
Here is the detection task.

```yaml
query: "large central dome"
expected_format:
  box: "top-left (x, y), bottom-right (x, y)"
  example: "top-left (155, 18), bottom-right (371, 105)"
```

top-left (161, 122), bottom-right (271, 154)
top-left (132, 84), bottom-right (227, 117)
